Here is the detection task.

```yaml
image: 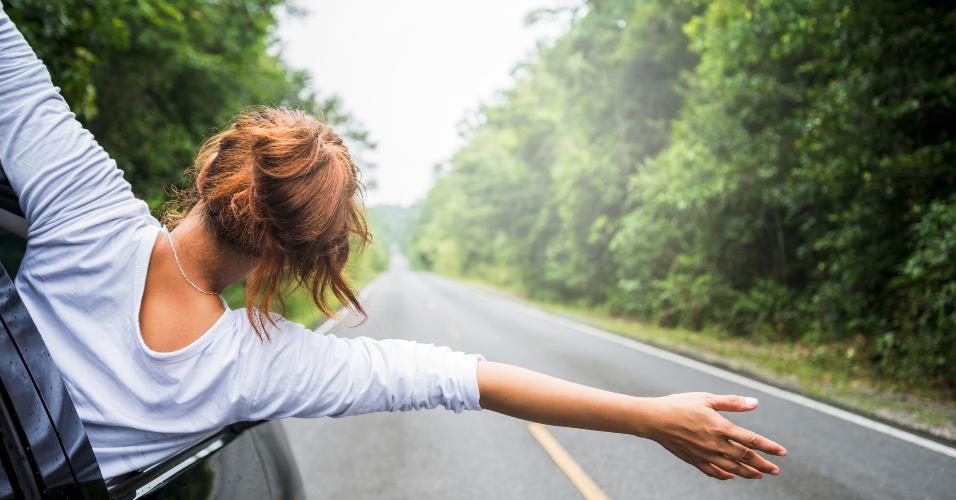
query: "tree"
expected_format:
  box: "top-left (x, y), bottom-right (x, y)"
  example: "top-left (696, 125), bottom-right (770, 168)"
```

top-left (414, 0), bottom-right (956, 389)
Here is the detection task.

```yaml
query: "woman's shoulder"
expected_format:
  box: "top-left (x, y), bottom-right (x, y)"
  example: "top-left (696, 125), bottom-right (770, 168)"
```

top-left (217, 308), bottom-right (346, 365)
top-left (227, 308), bottom-right (314, 344)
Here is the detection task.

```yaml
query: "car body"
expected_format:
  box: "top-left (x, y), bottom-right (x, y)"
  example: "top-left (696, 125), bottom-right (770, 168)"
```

top-left (0, 168), bottom-right (305, 499)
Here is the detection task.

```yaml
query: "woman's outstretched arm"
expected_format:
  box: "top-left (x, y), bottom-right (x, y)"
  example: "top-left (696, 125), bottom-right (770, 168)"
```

top-left (477, 361), bottom-right (787, 480)
top-left (0, 6), bottom-right (137, 239)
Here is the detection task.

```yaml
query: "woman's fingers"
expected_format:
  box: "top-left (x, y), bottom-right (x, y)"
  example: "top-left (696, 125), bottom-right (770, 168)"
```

top-left (707, 394), bottom-right (787, 456)
top-left (708, 394), bottom-right (760, 412)
top-left (725, 424), bottom-right (788, 456)
top-left (720, 440), bottom-right (781, 475)
top-left (707, 453), bottom-right (765, 479)
top-left (695, 461), bottom-right (735, 480)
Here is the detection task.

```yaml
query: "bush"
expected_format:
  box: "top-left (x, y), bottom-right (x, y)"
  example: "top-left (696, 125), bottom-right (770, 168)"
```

top-left (886, 197), bottom-right (956, 387)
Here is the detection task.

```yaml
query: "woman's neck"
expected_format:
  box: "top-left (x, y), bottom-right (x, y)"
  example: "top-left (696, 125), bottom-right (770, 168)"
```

top-left (168, 210), bottom-right (256, 293)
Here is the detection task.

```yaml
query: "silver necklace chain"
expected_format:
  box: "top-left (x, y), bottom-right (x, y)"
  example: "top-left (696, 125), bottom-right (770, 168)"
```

top-left (163, 227), bottom-right (221, 296)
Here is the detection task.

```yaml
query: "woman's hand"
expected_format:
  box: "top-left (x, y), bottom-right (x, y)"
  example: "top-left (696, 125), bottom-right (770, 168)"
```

top-left (633, 392), bottom-right (788, 480)
top-left (478, 362), bottom-right (788, 481)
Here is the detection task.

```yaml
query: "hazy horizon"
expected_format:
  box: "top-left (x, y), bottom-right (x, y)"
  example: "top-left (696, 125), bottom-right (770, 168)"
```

top-left (278, 0), bottom-right (568, 207)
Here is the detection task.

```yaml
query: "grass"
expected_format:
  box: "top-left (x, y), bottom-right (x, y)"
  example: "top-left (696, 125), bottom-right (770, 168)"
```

top-left (460, 277), bottom-right (956, 442)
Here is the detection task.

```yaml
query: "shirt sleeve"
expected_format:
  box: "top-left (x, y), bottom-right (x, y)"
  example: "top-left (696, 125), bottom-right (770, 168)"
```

top-left (0, 6), bottom-right (137, 239)
top-left (241, 318), bottom-right (484, 421)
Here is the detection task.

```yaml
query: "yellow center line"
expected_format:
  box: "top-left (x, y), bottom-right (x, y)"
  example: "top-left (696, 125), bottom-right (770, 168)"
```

top-left (527, 423), bottom-right (611, 500)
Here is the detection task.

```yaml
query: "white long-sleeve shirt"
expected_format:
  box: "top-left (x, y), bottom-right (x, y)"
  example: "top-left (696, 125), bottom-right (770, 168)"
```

top-left (0, 6), bottom-right (482, 480)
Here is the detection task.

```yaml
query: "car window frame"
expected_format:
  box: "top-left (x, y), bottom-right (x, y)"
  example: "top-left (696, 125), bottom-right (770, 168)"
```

top-left (106, 421), bottom-right (266, 500)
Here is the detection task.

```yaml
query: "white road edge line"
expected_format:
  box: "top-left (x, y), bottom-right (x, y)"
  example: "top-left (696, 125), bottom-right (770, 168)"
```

top-left (464, 279), bottom-right (956, 460)
top-left (313, 276), bottom-right (382, 336)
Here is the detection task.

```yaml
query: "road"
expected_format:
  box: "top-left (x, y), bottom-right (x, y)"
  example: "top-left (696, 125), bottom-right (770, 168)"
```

top-left (282, 256), bottom-right (956, 499)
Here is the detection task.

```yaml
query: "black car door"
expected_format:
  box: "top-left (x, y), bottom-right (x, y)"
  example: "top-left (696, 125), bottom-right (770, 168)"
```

top-left (0, 259), bottom-right (109, 499)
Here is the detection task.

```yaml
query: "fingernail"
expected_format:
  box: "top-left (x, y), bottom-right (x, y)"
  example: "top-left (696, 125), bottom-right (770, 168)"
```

top-left (744, 397), bottom-right (759, 407)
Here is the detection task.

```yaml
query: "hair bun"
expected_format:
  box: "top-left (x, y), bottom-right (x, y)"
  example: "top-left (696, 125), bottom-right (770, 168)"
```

top-left (166, 106), bottom-right (369, 338)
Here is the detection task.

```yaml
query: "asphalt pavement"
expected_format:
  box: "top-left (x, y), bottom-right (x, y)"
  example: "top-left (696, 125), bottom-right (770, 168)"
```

top-left (282, 256), bottom-right (956, 499)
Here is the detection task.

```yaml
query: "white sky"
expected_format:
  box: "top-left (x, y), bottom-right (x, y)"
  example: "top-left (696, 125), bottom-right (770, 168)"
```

top-left (278, 0), bottom-right (566, 206)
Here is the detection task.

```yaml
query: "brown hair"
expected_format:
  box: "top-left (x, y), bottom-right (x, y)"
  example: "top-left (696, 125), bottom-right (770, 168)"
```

top-left (166, 106), bottom-right (369, 337)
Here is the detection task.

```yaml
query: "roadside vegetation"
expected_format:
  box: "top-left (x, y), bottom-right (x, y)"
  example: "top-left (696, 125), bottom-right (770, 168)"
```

top-left (411, 0), bottom-right (956, 436)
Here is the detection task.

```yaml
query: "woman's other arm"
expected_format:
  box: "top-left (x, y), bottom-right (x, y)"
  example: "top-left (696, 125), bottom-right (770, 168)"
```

top-left (0, 6), bottom-right (135, 238)
top-left (478, 361), bottom-right (787, 480)
top-left (242, 321), bottom-right (483, 421)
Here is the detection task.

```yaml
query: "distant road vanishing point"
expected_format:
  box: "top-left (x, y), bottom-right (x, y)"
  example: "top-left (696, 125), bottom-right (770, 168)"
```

top-left (283, 254), bottom-right (956, 500)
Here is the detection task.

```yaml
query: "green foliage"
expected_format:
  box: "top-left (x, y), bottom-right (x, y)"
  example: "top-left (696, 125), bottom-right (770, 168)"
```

top-left (885, 196), bottom-right (956, 384)
top-left (414, 0), bottom-right (956, 390)
top-left (6, 0), bottom-right (371, 208)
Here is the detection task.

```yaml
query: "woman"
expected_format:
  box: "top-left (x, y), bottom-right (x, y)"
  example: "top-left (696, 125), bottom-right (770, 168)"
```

top-left (0, 6), bottom-right (785, 482)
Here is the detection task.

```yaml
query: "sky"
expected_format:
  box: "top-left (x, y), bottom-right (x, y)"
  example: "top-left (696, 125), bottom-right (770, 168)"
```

top-left (278, 0), bottom-right (566, 206)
